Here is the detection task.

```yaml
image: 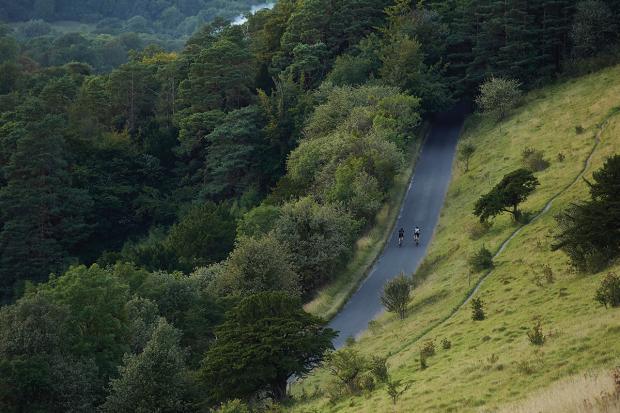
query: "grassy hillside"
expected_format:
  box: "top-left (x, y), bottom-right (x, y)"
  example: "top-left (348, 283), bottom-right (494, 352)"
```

top-left (290, 65), bottom-right (620, 412)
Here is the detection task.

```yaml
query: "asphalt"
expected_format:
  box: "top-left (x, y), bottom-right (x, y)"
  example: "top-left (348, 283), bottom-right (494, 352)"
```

top-left (329, 106), bottom-right (465, 348)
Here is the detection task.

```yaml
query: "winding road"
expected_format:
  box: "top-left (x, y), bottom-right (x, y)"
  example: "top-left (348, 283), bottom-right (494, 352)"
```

top-left (329, 106), bottom-right (465, 348)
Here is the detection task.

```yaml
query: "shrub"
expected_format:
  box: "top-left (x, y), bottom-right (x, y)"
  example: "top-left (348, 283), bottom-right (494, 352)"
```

top-left (326, 348), bottom-right (368, 395)
top-left (471, 297), bottom-right (485, 321)
top-left (595, 273), bottom-right (620, 308)
top-left (386, 380), bottom-right (409, 405)
top-left (522, 147), bottom-right (550, 172)
top-left (575, 125), bottom-right (585, 134)
top-left (345, 336), bottom-right (356, 347)
top-left (369, 356), bottom-right (389, 383)
top-left (381, 273), bottom-right (412, 320)
top-left (557, 152), bottom-right (566, 162)
top-left (542, 265), bottom-right (555, 284)
top-left (527, 319), bottom-right (546, 346)
top-left (213, 399), bottom-right (251, 413)
top-left (468, 221), bottom-right (492, 240)
top-left (441, 338), bottom-right (452, 350)
top-left (420, 339), bottom-right (436, 358)
top-left (356, 372), bottom-right (376, 392)
top-left (469, 246), bottom-right (494, 273)
top-left (475, 77), bottom-right (522, 120)
top-left (419, 353), bottom-right (428, 370)
top-left (459, 142), bottom-right (476, 172)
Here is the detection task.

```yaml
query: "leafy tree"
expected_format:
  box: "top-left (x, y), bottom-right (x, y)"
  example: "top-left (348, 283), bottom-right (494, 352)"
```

top-left (468, 245), bottom-right (494, 273)
top-left (0, 294), bottom-right (99, 412)
top-left (101, 318), bottom-right (191, 413)
top-left (553, 155), bottom-right (620, 272)
top-left (213, 234), bottom-right (300, 296)
top-left (166, 202), bottom-right (236, 271)
top-left (273, 197), bottom-right (360, 293)
top-left (380, 272), bottom-right (412, 320)
top-left (474, 168), bottom-right (539, 222)
top-left (458, 142), bottom-right (476, 172)
top-left (38, 264), bottom-right (130, 378)
top-left (236, 204), bottom-right (281, 238)
top-left (475, 77), bottom-right (522, 120)
top-left (200, 292), bottom-right (336, 403)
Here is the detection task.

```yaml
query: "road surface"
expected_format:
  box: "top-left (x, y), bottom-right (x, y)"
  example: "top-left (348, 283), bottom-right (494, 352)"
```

top-left (329, 106), bottom-right (465, 348)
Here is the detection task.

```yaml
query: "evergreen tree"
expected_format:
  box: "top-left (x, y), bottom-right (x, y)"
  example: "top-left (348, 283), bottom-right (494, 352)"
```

top-left (0, 116), bottom-right (91, 301)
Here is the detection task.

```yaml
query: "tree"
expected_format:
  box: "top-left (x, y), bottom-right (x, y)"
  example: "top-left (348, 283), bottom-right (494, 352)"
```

top-left (553, 155), bottom-right (620, 272)
top-left (471, 297), bottom-right (485, 321)
top-left (595, 273), bottom-right (620, 308)
top-left (200, 292), bottom-right (336, 403)
top-left (381, 273), bottom-right (412, 320)
top-left (214, 234), bottom-right (300, 296)
top-left (166, 202), bottom-right (236, 271)
top-left (38, 264), bottom-right (130, 379)
top-left (475, 77), bottom-right (522, 120)
top-left (571, 1), bottom-right (617, 58)
top-left (458, 142), bottom-right (476, 172)
top-left (474, 168), bottom-right (539, 222)
top-left (273, 197), bottom-right (360, 293)
top-left (236, 204), bottom-right (281, 238)
top-left (0, 115), bottom-right (92, 300)
top-left (325, 348), bottom-right (369, 394)
top-left (101, 319), bottom-right (191, 413)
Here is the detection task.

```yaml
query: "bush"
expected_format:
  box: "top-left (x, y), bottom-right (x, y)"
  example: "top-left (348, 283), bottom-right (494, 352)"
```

top-left (522, 147), bottom-right (550, 172)
top-left (471, 297), bottom-right (485, 321)
top-left (419, 353), bottom-right (428, 370)
top-left (326, 348), bottom-right (368, 395)
top-left (468, 221), bottom-right (492, 240)
top-left (476, 77), bottom-right (522, 120)
top-left (575, 125), bottom-right (585, 134)
top-left (595, 273), bottom-right (620, 308)
top-left (212, 399), bottom-right (251, 413)
top-left (527, 319), bottom-right (546, 346)
top-left (381, 273), bottom-right (412, 320)
top-left (558, 152), bottom-right (566, 162)
top-left (369, 356), bottom-right (389, 383)
top-left (386, 380), bottom-right (409, 405)
top-left (458, 142), bottom-right (476, 172)
top-left (441, 338), bottom-right (452, 350)
top-left (420, 339), bottom-right (436, 358)
top-left (469, 246), bottom-right (494, 273)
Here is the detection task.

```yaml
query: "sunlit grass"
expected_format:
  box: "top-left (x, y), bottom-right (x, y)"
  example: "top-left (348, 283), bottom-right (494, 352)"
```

top-left (290, 65), bottom-right (620, 412)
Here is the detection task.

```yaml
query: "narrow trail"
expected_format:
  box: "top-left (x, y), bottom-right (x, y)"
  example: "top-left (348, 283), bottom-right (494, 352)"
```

top-left (391, 114), bottom-right (615, 355)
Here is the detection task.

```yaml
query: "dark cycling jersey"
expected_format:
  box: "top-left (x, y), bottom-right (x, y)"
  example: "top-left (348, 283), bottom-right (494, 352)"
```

top-left (398, 229), bottom-right (404, 238)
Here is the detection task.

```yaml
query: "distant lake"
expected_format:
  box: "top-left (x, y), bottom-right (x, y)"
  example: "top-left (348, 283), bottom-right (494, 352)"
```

top-left (232, 2), bottom-right (275, 25)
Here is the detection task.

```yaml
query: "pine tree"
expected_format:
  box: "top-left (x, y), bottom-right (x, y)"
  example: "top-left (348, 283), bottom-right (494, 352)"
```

top-left (0, 115), bottom-right (91, 300)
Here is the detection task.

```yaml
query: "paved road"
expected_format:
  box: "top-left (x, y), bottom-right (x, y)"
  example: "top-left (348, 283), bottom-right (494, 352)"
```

top-left (329, 107), bottom-right (465, 348)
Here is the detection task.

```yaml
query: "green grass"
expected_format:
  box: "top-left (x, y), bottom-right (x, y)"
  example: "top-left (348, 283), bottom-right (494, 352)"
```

top-left (289, 65), bottom-right (620, 412)
top-left (304, 126), bottom-right (428, 320)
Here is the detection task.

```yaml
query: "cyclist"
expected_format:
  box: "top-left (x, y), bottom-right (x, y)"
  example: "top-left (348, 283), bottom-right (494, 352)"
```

top-left (413, 226), bottom-right (421, 246)
top-left (398, 227), bottom-right (405, 247)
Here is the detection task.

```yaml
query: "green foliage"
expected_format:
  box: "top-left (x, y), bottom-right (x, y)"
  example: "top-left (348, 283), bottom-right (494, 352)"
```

top-left (101, 319), bottom-right (190, 413)
top-left (380, 272), bottom-right (412, 320)
top-left (326, 348), bottom-right (369, 395)
top-left (595, 273), bottom-right (620, 308)
top-left (459, 142), bottom-right (476, 172)
top-left (200, 292), bottom-right (335, 403)
top-left (386, 379), bottom-right (409, 405)
top-left (522, 147), bottom-right (550, 172)
top-left (214, 234), bottom-right (300, 296)
top-left (469, 246), bottom-right (494, 273)
top-left (420, 339), bottom-right (436, 358)
top-left (441, 338), bottom-right (452, 349)
top-left (167, 202), bottom-right (236, 271)
top-left (369, 355), bottom-right (389, 383)
top-left (527, 318), bottom-right (546, 346)
top-left (273, 197), bottom-right (360, 293)
top-left (474, 168), bottom-right (540, 222)
top-left (571, 1), bottom-right (618, 58)
top-left (476, 77), bottom-right (522, 120)
top-left (553, 155), bottom-right (620, 272)
top-left (471, 297), bottom-right (486, 321)
top-left (237, 204), bottom-right (281, 238)
top-left (212, 399), bottom-right (252, 413)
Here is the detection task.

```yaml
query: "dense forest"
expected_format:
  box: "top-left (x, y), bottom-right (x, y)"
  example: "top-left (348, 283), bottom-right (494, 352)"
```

top-left (1, 0), bottom-right (619, 411)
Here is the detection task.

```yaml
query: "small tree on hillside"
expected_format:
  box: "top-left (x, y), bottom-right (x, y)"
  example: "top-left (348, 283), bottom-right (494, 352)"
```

top-left (381, 273), bottom-right (412, 320)
top-left (459, 142), bottom-right (476, 172)
top-left (553, 155), bottom-right (620, 272)
top-left (474, 168), bottom-right (539, 222)
top-left (476, 77), bottom-right (522, 120)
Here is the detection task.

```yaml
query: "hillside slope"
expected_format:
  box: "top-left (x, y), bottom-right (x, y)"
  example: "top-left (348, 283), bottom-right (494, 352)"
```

top-left (290, 65), bottom-right (620, 412)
